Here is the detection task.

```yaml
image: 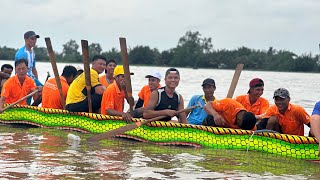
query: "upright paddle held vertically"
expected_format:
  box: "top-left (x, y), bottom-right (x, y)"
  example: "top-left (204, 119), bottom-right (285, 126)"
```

top-left (81, 40), bottom-right (92, 113)
top-left (45, 37), bottom-right (65, 109)
top-left (119, 37), bottom-right (134, 116)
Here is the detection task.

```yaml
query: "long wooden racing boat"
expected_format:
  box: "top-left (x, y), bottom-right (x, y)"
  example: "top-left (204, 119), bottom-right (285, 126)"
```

top-left (0, 104), bottom-right (318, 160)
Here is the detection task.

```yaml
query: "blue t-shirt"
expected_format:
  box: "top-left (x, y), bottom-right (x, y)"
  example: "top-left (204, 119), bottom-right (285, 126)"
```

top-left (187, 95), bottom-right (211, 125)
top-left (15, 45), bottom-right (36, 78)
top-left (312, 101), bottom-right (320, 115)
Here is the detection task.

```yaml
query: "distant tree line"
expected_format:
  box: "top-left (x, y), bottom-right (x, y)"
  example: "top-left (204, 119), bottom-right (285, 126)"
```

top-left (1, 31), bottom-right (319, 72)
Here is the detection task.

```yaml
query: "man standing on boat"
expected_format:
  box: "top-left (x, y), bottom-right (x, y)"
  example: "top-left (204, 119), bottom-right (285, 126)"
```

top-left (99, 59), bottom-right (117, 88)
top-left (187, 78), bottom-right (216, 125)
top-left (135, 71), bottom-right (162, 109)
top-left (42, 66), bottom-right (78, 109)
top-left (15, 31), bottom-right (42, 105)
top-left (66, 55), bottom-right (106, 113)
top-left (235, 78), bottom-right (269, 121)
top-left (258, 88), bottom-right (310, 136)
top-left (203, 98), bottom-right (257, 130)
top-left (310, 101), bottom-right (320, 156)
top-left (143, 68), bottom-right (188, 124)
top-left (0, 59), bottom-right (42, 113)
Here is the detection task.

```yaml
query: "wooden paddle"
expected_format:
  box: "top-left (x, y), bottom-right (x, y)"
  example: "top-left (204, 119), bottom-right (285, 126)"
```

top-left (87, 104), bottom-right (201, 142)
top-left (81, 40), bottom-right (92, 113)
top-left (2, 89), bottom-right (40, 112)
top-left (226, 64), bottom-right (244, 98)
top-left (119, 37), bottom-right (134, 116)
top-left (45, 37), bottom-right (66, 109)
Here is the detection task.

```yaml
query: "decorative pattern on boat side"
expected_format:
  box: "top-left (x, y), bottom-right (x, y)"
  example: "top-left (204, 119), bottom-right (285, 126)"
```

top-left (0, 104), bottom-right (318, 159)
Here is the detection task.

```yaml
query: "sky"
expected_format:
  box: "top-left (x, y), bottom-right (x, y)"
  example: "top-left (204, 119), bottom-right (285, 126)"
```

top-left (0, 0), bottom-right (319, 56)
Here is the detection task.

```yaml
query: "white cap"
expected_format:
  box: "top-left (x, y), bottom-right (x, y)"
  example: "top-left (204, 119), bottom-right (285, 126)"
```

top-left (145, 71), bottom-right (162, 80)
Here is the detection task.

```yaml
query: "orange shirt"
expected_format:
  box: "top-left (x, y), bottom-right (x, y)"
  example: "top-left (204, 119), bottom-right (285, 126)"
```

top-left (235, 94), bottom-right (269, 115)
top-left (263, 104), bottom-right (310, 136)
top-left (138, 84), bottom-right (161, 107)
top-left (42, 76), bottom-right (69, 109)
top-left (211, 98), bottom-right (246, 129)
top-left (101, 81), bottom-right (125, 115)
top-left (1, 75), bottom-right (36, 105)
top-left (99, 74), bottom-right (112, 88)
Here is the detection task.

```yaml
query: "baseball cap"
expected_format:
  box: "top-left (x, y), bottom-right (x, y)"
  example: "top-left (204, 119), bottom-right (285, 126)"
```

top-left (24, 31), bottom-right (40, 39)
top-left (145, 71), bottom-right (162, 80)
top-left (113, 65), bottom-right (124, 77)
top-left (201, 78), bottom-right (215, 86)
top-left (249, 78), bottom-right (264, 87)
top-left (165, 68), bottom-right (180, 77)
top-left (248, 78), bottom-right (264, 93)
top-left (273, 88), bottom-right (290, 99)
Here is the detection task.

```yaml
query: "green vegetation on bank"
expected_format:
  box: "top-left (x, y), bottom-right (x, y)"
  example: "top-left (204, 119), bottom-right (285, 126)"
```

top-left (0, 31), bottom-right (319, 72)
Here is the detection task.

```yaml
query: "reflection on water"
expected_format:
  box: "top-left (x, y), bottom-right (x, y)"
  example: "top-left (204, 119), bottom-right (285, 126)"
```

top-left (0, 125), bottom-right (319, 179)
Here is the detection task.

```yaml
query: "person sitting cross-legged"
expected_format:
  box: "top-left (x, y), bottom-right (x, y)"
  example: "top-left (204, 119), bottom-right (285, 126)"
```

top-left (235, 78), bottom-right (269, 121)
top-left (66, 55), bottom-right (107, 113)
top-left (0, 59), bottom-right (42, 113)
top-left (187, 78), bottom-right (216, 125)
top-left (143, 68), bottom-right (188, 124)
top-left (42, 65), bottom-right (77, 109)
top-left (101, 65), bottom-right (144, 122)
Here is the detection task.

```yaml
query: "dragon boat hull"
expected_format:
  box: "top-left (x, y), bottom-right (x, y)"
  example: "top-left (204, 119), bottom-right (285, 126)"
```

top-left (0, 105), bottom-right (318, 160)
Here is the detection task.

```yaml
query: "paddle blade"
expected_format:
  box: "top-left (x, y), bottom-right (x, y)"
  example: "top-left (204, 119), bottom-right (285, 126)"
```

top-left (87, 122), bottom-right (139, 142)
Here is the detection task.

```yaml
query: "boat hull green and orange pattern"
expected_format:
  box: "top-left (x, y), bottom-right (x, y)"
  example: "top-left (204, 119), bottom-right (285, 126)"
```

top-left (0, 105), bottom-right (318, 160)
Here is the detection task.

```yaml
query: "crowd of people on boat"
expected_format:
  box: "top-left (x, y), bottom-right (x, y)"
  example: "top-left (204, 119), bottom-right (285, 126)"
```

top-left (0, 30), bottom-right (320, 152)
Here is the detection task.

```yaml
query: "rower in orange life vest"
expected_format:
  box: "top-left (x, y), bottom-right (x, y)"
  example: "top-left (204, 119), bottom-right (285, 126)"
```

top-left (235, 78), bottom-right (269, 121)
top-left (203, 98), bottom-right (257, 130)
top-left (257, 88), bottom-right (310, 136)
top-left (0, 59), bottom-right (42, 113)
top-left (42, 66), bottom-right (77, 109)
top-left (100, 65), bottom-right (144, 122)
